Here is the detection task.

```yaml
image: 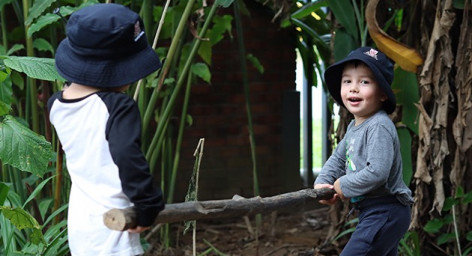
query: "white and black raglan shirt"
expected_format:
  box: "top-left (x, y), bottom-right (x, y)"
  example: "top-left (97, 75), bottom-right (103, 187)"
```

top-left (48, 90), bottom-right (164, 256)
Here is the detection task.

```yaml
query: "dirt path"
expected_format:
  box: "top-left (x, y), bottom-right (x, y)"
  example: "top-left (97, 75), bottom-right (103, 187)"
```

top-left (145, 207), bottom-right (338, 256)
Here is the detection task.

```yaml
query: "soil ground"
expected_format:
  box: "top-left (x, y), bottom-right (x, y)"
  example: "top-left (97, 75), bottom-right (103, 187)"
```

top-left (144, 204), bottom-right (341, 256)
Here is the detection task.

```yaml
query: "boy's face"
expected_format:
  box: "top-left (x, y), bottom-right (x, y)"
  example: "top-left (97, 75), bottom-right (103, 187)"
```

top-left (340, 62), bottom-right (387, 125)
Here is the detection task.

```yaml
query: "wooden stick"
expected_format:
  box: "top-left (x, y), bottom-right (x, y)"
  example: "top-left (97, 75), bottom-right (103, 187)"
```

top-left (103, 188), bottom-right (335, 231)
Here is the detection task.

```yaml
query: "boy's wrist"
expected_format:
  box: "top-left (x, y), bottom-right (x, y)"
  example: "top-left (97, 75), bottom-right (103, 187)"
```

top-left (333, 179), bottom-right (345, 200)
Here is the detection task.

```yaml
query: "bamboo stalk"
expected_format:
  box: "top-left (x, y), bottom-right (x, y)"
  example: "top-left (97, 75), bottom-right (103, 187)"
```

top-left (142, 0), bottom-right (197, 134)
top-left (145, 2), bottom-right (220, 160)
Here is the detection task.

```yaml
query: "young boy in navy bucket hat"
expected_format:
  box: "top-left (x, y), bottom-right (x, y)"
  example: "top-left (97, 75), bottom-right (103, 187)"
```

top-left (314, 47), bottom-right (413, 255)
top-left (48, 4), bottom-right (165, 255)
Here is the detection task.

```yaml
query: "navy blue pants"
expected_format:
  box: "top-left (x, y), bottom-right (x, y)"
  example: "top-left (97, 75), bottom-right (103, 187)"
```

top-left (340, 196), bottom-right (411, 256)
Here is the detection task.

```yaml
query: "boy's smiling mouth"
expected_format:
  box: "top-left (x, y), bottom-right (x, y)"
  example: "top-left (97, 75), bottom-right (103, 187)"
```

top-left (348, 97), bottom-right (362, 103)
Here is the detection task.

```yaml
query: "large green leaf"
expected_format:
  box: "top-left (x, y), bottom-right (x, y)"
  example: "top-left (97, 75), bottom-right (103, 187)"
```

top-left (333, 28), bottom-right (358, 61)
top-left (326, 0), bottom-right (359, 42)
top-left (0, 115), bottom-right (53, 177)
top-left (2, 56), bottom-right (63, 82)
top-left (0, 206), bottom-right (41, 230)
top-left (392, 67), bottom-right (419, 135)
top-left (0, 206), bottom-right (45, 245)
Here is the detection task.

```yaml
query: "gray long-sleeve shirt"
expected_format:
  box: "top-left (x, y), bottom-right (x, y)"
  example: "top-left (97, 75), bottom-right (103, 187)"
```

top-left (315, 111), bottom-right (413, 205)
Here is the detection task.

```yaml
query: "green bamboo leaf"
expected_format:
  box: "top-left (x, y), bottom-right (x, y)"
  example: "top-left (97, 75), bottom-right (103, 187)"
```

top-left (28, 13), bottom-right (61, 37)
top-left (216, 0), bottom-right (234, 8)
top-left (463, 247), bottom-right (472, 256)
top-left (424, 218), bottom-right (444, 233)
top-left (33, 38), bottom-right (54, 54)
top-left (437, 233), bottom-right (455, 245)
top-left (463, 191), bottom-right (472, 204)
top-left (39, 198), bottom-right (53, 220)
top-left (191, 62), bottom-right (211, 83)
top-left (326, 0), bottom-right (358, 42)
top-left (442, 197), bottom-right (456, 211)
top-left (3, 56), bottom-right (63, 82)
top-left (24, 0), bottom-right (56, 26)
top-left (0, 182), bottom-right (9, 205)
top-left (6, 44), bottom-right (24, 56)
top-left (23, 176), bottom-right (55, 208)
top-left (247, 53), bottom-right (264, 74)
top-left (467, 231), bottom-right (472, 241)
top-left (291, 1), bottom-right (326, 19)
top-left (0, 115), bottom-right (53, 177)
top-left (455, 186), bottom-right (464, 198)
top-left (291, 18), bottom-right (328, 49)
top-left (43, 226), bottom-right (68, 255)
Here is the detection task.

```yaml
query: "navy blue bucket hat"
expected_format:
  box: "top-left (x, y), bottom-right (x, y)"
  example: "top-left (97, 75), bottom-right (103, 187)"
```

top-left (55, 3), bottom-right (162, 87)
top-left (324, 47), bottom-right (396, 114)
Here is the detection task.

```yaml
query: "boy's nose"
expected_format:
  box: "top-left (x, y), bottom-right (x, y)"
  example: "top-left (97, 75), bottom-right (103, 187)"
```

top-left (349, 85), bottom-right (359, 92)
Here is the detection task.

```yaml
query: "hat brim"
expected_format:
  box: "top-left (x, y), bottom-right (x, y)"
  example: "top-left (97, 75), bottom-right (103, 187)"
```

top-left (324, 52), bottom-right (396, 114)
top-left (55, 38), bottom-right (162, 88)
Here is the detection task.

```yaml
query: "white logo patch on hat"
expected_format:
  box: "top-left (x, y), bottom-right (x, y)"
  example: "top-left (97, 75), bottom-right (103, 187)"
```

top-left (134, 21), bottom-right (145, 42)
top-left (364, 48), bottom-right (378, 60)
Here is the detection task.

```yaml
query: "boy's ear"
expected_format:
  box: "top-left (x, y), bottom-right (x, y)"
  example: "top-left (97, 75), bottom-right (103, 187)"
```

top-left (380, 92), bottom-right (388, 102)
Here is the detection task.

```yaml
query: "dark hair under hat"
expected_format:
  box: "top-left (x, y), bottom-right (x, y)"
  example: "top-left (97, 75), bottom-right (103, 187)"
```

top-left (55, 3), bottom-right (162, 88)
top-left (324, 46), bottom-right (396, 114)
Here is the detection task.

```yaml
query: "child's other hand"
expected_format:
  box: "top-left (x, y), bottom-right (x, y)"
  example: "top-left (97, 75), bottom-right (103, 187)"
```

top-left (333, 179), bottom-right (346, 200)
top-left (314, 184), bottom-right (338, 205)
top-left (127, 226), bottom-right (150, 233)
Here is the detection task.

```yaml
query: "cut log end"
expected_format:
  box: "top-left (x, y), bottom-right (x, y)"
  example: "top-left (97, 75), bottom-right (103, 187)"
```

top-left (103, 208), bottom-right (137, 231)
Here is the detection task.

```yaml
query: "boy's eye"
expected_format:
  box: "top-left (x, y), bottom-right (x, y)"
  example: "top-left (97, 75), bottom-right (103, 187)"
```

top-left (342, 79), bottom-right (351, 84)
top-left (360, 80), bottom-right (370, 85)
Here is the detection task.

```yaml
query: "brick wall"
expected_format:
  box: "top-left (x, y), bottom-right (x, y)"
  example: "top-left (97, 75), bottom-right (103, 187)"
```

top-left (172, 1), bottom-right (303, 201)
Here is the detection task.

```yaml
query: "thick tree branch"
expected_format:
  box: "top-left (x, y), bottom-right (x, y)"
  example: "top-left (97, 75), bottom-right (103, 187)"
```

top-left (103, 188), bottom-right (335, 231)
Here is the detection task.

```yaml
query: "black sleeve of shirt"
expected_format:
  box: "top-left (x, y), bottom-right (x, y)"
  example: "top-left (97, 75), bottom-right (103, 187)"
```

top-left (102, 92), bottom-right (165, 227)
top-left (47, 91), bottom-right (62, 112)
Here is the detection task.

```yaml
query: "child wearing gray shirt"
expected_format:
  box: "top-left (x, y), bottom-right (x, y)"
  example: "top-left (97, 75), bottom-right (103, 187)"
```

top-left (314, 47), bottom-right (413, 256)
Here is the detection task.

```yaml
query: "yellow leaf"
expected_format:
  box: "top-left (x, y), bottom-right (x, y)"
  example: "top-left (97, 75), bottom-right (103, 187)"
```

top-left (366, 0), bottom-right (424, 73)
